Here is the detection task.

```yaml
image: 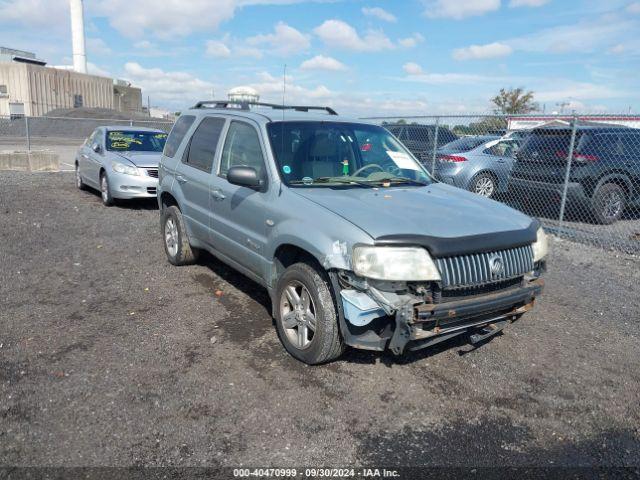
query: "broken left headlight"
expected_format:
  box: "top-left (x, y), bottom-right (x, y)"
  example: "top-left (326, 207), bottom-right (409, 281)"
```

top-left (352, 246), bottom-right (441, 281)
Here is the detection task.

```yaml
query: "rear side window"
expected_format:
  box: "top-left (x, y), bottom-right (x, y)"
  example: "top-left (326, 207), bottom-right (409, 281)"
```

top-left (164, 115), bottom-right (195, 158)
top-left (184, 117), bottom-right (226, 172)
top-left (219, 121), bottom-right (266, 178)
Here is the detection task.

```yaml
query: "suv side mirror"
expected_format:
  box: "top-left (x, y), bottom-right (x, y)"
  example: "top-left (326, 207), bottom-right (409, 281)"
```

top-left (91, 143), bottom-right (101, 153)
top-left (227, 166), bottom-right (263, 189)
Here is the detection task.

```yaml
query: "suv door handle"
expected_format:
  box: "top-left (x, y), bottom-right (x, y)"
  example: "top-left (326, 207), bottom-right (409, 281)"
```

top-left (176, 175), bottom-right (188, 184)
top-left (211, 190), bottom-right (226, 201)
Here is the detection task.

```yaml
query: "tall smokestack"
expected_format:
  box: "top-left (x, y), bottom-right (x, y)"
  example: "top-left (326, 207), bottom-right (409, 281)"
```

top-left (69, 0), bottom-right (87, 74)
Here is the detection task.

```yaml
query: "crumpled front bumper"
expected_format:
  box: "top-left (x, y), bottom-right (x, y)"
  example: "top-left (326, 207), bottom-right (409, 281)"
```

top-left (333, 273), bottom-right (544, 355)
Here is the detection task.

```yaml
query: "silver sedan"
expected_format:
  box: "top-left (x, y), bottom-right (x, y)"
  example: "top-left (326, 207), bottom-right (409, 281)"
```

top-left (75, 126), bottom-right (167, 206)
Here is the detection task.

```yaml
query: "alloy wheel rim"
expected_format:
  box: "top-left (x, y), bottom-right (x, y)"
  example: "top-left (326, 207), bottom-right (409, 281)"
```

top-left (475, 177), bottom-right (494, 197)
top-left (76, 167), bottom-right (81, 187)
top-left (280, 280), bottom-right (316, 350)
top-left (101, 176), bottom-right (108, 202)
top-left (603, 191), bottom-right (622, 219)
top-left (164, 218), bottom-right (179, 257)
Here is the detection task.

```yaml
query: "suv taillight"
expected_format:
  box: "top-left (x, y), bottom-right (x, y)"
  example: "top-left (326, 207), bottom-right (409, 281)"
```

top-left (556, 150), bottom-right (599, 162)
top-left (440, 155), bottom-right (467, 163)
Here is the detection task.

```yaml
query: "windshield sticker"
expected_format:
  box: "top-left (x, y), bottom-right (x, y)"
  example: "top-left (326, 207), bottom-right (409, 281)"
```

top-left (386, 151), bottom-right (419, 171)
top-left (154, 133), bottom-right (168, 139)
top-left (110, 141), bottom-right (130, 149)
top-left (282, 165), bottom-right (292, 174)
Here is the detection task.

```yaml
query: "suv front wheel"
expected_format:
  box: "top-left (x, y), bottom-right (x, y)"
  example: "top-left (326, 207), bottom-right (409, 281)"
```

top-left (591, 183), bottom-right (626, 225)
top-left (275, 262), bottom-right (345, 364)
top-left (161, 205), bottom-right (199, 265)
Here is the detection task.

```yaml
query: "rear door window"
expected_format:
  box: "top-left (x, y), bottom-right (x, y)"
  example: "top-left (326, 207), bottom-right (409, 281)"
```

top-left (164, 115), bottom-right (196, 158)
top-left (184, 117), bottom-right (225, 172)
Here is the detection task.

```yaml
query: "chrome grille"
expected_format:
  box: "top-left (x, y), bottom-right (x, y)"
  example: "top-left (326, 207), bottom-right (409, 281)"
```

top-left (146, 169), bottom-right (159, 178)
top-left (435, 245), bottom-right (534, 288)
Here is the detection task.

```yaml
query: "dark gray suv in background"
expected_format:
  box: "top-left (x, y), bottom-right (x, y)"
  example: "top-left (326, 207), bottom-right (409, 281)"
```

top-left (158, 101), bottom-right (547, 364)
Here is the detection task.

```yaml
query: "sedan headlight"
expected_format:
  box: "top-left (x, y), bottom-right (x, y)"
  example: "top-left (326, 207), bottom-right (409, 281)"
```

top-left (352, 246), bottom-right (441, 281)
top-left (111, 161), bottom-right (139, 176)
top-left (532, 227), bottom-right (548, 262)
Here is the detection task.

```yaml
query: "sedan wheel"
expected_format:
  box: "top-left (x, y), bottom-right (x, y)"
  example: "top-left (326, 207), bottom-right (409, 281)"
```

top-left (471, 173), bottom-right (496, 198)
top-left (100, 173), bottom-right (114, 206)
top-left (75, 164), bottom-right (86, 190)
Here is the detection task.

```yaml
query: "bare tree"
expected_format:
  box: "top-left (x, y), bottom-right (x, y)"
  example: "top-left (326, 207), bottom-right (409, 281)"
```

top-left (492, 88), bottom-right (538, 114)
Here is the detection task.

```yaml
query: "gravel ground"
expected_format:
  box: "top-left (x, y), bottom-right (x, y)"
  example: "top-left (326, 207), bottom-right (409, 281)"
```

top-left (1, 171), bottom-right (639, 470)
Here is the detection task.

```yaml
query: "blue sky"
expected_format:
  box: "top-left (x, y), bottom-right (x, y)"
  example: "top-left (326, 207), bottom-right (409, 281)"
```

top-left (1, 0), bottom-right (639, 115)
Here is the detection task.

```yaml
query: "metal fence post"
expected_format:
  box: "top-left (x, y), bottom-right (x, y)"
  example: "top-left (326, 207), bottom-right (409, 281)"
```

top-left (557, 115), bottom-right (578, 235)
top-left (25, 116), bottom-right (31, 152)
top-left (430, 117), bottom-right (440, 175)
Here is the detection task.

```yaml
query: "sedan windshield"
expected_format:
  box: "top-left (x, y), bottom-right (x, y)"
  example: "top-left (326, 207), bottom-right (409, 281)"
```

top-left (106, 131), bottom-right (168, 152)
top-left (267, 122), bottom-right (431, 187)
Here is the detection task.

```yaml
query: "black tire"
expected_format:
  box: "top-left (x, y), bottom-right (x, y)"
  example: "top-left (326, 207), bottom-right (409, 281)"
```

top-left (274, 262), bottom-right (345, 365)
top-left (75, 163), bottom-right (87, 191)
top-left (469, 172), bottom-right (497, 198)
top-left (161, 205), bottom-right (199, 266)
top-left (100, 172), bottom-right (115, 207)
top-left (591, 183), bottom-right (626, 225)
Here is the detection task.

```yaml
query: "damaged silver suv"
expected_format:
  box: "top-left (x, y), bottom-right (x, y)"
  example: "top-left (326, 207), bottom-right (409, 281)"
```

top-left (158, 101), bottom-right (547, 364)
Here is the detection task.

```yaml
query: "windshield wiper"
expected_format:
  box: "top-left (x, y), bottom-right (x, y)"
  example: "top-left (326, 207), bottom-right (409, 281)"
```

top-left (289, 177), bottom-right (376, 187)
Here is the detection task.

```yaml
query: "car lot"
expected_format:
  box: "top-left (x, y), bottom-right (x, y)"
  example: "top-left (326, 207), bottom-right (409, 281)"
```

top-left (1, 171), bottom-right (639, 468)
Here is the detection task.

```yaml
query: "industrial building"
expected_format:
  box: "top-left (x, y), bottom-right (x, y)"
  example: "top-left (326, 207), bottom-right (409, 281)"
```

top-left (0, 0), bottom-right (142, 118)
top-left (0, 47), bottom-right (142, 118)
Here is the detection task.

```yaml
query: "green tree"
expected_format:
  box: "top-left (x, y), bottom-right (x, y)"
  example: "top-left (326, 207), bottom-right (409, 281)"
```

top-left (491, 88), bottom-right (538, 114)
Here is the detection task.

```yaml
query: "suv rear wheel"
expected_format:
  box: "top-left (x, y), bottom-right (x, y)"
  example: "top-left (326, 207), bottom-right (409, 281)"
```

top-left (275, 262), bottom-right (345, 364)
top-left (591, 183), bottom-right (626, 225)
top-left (161, 205), bottom-right (199, 265)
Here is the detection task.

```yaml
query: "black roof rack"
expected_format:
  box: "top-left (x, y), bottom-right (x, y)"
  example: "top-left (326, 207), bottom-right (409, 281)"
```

top-left (192, 100), bottom-right (338, 116)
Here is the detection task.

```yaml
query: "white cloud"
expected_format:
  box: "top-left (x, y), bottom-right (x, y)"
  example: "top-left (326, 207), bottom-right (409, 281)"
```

top-left (508, 18), bottom-right (638, 54)
top-left (123, 62), bottom-right (215, 107)
top-left (205, 40), bottom-right (232, 58)
top-left (300, 55), bottom-right (347, 71)
top-left (535, 81), bottom-right (624, 102)
top-left (92, 0), bottom-right (325, 38)
top-left (234, 46), bottom-right (264, 58)
top-left (87, 62), bottom-right (111, 78)
top-left (361, 6), bottom-right (397, 22)
top-left (0, 0), bottom-right (67, 27)
top-left (452, 42), bottom-right (513, 60)
top-left (133, 40), bottom-right (155, 50)
top-left (247, 22), bottom-right (310, 56)
top-left (403, 62), bottom-right (424, 75)
top-left (86, 37), bottom-right (112, 56)
top-left (627, 2), bottom-right (640, 14)
top-left (508, 0), bottom-right (549, 7)
top-left (246, 70), bottom-right (333, 104)
top-left (423, 0), bottom-right (501, 19)
top-left (609, 44), bottom-right (625, 54)
top-left (314, 19), bottom-right (395, 52)
top-left (399, 33), bottom-right (425, 48)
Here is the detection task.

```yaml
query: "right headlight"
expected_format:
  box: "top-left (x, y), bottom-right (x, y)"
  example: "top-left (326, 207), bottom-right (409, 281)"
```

top-left (352, 246), bottom-right (441, 281)
top-left (111, 161), bottom-right (139, 176)
top-left (532, 227), bottom-right (548, 262)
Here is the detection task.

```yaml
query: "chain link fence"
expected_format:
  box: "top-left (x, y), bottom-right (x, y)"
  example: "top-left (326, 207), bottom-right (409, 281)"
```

top-left (1, 112), bottom-right (639, 253)
top-left (365, 114), bottom-right (640, 254)
top-left (0, 114), bottom-right (174, 168)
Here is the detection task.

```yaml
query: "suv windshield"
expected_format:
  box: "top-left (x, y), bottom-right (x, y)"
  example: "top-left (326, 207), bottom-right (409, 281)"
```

top-left (106, 130), bottom-right (168, 152)
top-left (267, 121), bottom-right (431, 187)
